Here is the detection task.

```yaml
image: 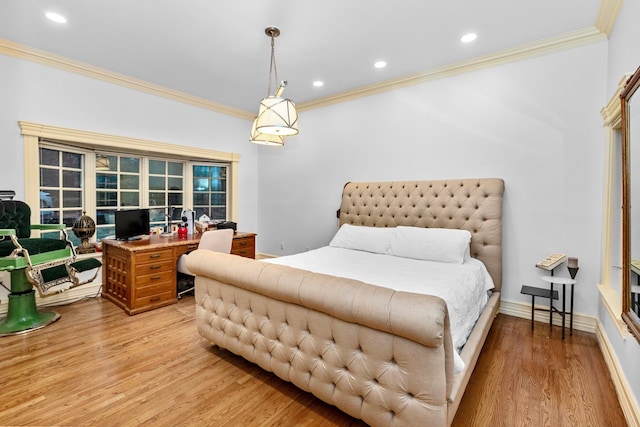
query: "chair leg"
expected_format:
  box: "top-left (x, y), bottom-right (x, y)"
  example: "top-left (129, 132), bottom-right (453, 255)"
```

top-left (0, 269), bottom-right (60, 336)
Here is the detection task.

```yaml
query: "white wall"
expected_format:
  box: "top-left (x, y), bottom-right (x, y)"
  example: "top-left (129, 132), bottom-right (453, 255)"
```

top-left (602, 0), bottom-right (640, 412)
top-left (258, 41), bottom-right (608, 319)
top-left (0, 54), bottom-right (259, 231)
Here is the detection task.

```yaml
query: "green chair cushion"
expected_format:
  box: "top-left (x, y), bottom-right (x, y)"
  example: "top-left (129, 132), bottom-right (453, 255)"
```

top-left (40, 257), bottom-right (102, 283)
top-left (0, 238), bottom-right (68, 257)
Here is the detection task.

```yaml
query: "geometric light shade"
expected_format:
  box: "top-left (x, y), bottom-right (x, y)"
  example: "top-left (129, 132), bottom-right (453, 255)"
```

top-left (255, 96), bottom-right (298, 136)
top-left (249, 118), bottom-right (285, 146)
top-left (96, 155), bottom-right (111, 170)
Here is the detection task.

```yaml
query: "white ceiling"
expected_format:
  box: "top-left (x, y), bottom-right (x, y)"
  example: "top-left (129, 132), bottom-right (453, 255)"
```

top-left (0, 1), bottom-right (604, 115)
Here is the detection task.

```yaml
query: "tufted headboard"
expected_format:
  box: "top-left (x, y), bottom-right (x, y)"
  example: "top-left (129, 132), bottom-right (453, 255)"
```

top-left (338, 178), bottom-right (505, 291)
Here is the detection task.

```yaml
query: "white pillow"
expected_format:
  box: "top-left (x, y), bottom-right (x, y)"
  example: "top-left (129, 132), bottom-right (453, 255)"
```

top-left (388, 226), bottom-right (471, 264)
top-left (329, 224), bottom-right (396, 254)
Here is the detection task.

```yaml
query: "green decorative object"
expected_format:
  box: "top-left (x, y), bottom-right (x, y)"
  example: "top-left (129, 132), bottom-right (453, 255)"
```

top-left (72, 210), bottom-right (96, 254)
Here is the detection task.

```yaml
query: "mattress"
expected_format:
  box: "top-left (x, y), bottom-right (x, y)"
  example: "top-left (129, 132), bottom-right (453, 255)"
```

top-left (264, 246), bottom-right (494, 371)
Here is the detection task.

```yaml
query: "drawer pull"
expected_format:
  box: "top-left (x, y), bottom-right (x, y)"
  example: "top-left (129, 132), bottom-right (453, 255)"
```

top-left (150, 254), bottom-right (162, 259)
top-left (238, 241), bottom-right (247, 246)
top-left (150, 265), bottom-right (161, 270)
top-left (151, 275), bottom-right (161, 280)
top-left (150, 296), bottom-right (161, 302)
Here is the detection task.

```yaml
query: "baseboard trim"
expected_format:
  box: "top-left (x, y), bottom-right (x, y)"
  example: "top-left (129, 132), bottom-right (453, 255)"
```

top-left (499, 299), bottom-right (596, 333)
top-left (596, 320), bottom-right (640, 427)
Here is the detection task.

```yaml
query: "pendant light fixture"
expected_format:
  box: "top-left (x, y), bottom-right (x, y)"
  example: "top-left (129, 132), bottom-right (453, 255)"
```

top-left (249, 117), bottom-right (285, 146)
top-left (252, 26), bottom-right (298, 144)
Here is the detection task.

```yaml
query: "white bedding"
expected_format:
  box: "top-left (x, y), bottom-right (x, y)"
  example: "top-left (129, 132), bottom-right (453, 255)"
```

top-left (263, 246), bottom-right (494, 372)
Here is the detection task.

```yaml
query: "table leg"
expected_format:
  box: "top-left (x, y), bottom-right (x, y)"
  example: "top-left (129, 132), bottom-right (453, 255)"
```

top-left (531, 295), bottom-right (535, 330)
top-left (549, 283), bottom-right (554, 330)
top-left (562, 283), bottom-right (566, 340)
top-left (570, 283), bottom-right (574, 335)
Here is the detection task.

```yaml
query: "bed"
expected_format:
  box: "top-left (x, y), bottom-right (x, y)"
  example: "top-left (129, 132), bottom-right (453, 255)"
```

top-left (187, 178), bottom-right (504, 426)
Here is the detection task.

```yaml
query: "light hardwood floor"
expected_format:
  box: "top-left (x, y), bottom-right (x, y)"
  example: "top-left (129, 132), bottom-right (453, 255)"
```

top-left (0, 296), bottom-right (626, 426)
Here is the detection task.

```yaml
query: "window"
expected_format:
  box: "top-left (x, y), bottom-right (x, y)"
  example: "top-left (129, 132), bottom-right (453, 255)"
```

top-left (192, 164), bottom-right (227, 220)
top-left (24, 122), bottom-right (239, 244)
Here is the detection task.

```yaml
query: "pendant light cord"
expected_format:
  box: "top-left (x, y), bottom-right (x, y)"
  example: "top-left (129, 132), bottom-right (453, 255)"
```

top-left (267, 34), bottom-right (279, 97)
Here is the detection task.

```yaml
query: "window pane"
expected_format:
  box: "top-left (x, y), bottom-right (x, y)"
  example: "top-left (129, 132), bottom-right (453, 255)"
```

top-left (97, 154), bottom-right (116, 172)
top-left (96, 173), bottom-right (117, 189)
top-left (62, 152), bottom-right (82, 169)
top-left (210, 179), bottom-right (225, 192)
top-left (40, 168), bottom-right (59, 187)
top-left (168, 192), bottom-right (183, 206)
top-left (63, 190), bottom-right (82, 208)
top-left (192, 165), bottom-right (209, 178)
top-left (62, 170), bottom-right (82, 188)
top-left (42, 190), bottom-right (60, 209)
top-left (168, 162), bottom-right (183, 176)
top-left (193, 178), bottom-right (209, 191)
top-left (120, 157), bottom-right (140, 173)
top-left (97, 226), bottom-right (115, 240)
top-left (40, 210), bottom-right (59, 224)
top-left (168, 177), bottom-right (183, 190)
top-left (40, 190), bottom-right (56, 208)
top-left (63, 209), bottom-right (83, 228)
top-left (194, 193), bottom-right (209, 205)
top-left (149, 208), bottom-right (165, 223)
top-left (210, 207), bottom-right (226, 220)
top-left (97, 191), bottom-right (117, 207)
top-left (211, 193), bottom-right (226, 205)
top-left (149, 176), bottom-right (165, 191)
top-left (96, 209), bottom-right (116, 225)
top-left (120, 174), bottom-right (139, 189)
top-left (120, 192), bottom-right (139, 207)
top-left (149, 192), bottom-right (165, 206)
top-left (149, 160), bottom-right (166, 175)
top-left (39, 148), bottom-right (59, 166)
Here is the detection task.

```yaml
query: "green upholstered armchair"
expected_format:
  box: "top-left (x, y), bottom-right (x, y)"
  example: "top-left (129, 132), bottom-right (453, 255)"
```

top-left (0, 200), bottom-right (101, 335)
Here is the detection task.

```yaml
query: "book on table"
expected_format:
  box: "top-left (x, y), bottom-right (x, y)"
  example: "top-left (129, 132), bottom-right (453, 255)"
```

top-left (536, 253), bottom-right (567, 271)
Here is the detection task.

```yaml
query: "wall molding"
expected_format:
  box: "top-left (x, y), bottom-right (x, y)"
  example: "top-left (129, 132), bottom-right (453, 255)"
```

top-left (594, 0), bottom-right (624, 37)
top-left (0, 38), bottom-right (254, 121)
top-left (1, 25), bottom-right (607, 118)
top-left (596, 320), bottom-right (640, 427)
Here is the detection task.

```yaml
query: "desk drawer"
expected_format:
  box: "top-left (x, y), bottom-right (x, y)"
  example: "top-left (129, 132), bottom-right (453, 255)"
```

top-left (134, 290), bottom-right (175, 309)
top-left (134, 248), bottom-right (174, 264)
top-left (136, 278), bottom-right (175, 298)
top-left (135, 270), bottom-right (175, 288)
top-left (231, 236), bottom-right (255, 259)
top-left (135, 259), bottom-right (174, 276)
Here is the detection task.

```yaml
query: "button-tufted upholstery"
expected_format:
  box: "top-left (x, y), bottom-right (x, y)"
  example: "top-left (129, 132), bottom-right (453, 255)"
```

top-left (0, 200), bottom-right (68, 257)
top-left (189, 251), bottom-right (452, 427)
top-left (190, 178), bottom-right (504, 426)
top-left (339, 178), bottom-right (504, 291)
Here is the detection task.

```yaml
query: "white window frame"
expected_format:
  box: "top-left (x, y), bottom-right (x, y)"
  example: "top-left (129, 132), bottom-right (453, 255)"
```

top-left (20, 121), bottom-right (240, 235)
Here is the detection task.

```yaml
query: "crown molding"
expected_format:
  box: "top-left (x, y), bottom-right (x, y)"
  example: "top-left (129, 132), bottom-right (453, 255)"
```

top-left (297, 27), bottom-right (607, 112)
top-left (594, 0), bottom-right (624, 37)
top-left (1, 23), bottom-right (610, 118)
top-left (0, 38), bottom-right (254, 121)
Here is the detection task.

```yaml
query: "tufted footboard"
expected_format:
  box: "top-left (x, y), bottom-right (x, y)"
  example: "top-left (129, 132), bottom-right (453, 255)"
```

top-left (188, 251), bottom-right (455, 427)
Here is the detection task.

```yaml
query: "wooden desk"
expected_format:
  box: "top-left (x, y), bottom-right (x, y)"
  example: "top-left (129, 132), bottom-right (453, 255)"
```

top-left (101, 232), bottom-right (256, 315)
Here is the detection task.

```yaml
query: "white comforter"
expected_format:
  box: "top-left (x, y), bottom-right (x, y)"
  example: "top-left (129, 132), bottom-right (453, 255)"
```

top-left (264, 246), bottom-right (494, 371)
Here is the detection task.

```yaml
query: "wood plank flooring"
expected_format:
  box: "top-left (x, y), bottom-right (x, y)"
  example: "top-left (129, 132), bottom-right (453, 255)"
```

top-left (0, 296), bottom-right (626, 426)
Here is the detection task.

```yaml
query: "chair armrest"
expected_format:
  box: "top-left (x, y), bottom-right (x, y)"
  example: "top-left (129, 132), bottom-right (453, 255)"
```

top-left (0, 229), bottom-right (17, 236)
top-left (31, 224), bottom-right (67, 231)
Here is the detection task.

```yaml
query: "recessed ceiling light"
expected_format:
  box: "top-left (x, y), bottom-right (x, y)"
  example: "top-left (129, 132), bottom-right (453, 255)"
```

top-left (461, 33), bottom-right (477, 43)
top-left (45, 12), bottom-right (67, 24)
top-left (374, 61), bottom-right (387, 69)
top-left (313, 81), bottom-right (324, 87)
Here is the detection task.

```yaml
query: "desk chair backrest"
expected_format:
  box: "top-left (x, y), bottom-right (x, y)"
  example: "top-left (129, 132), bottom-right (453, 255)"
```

top-left (177, 228), bottom-right (234, 276)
